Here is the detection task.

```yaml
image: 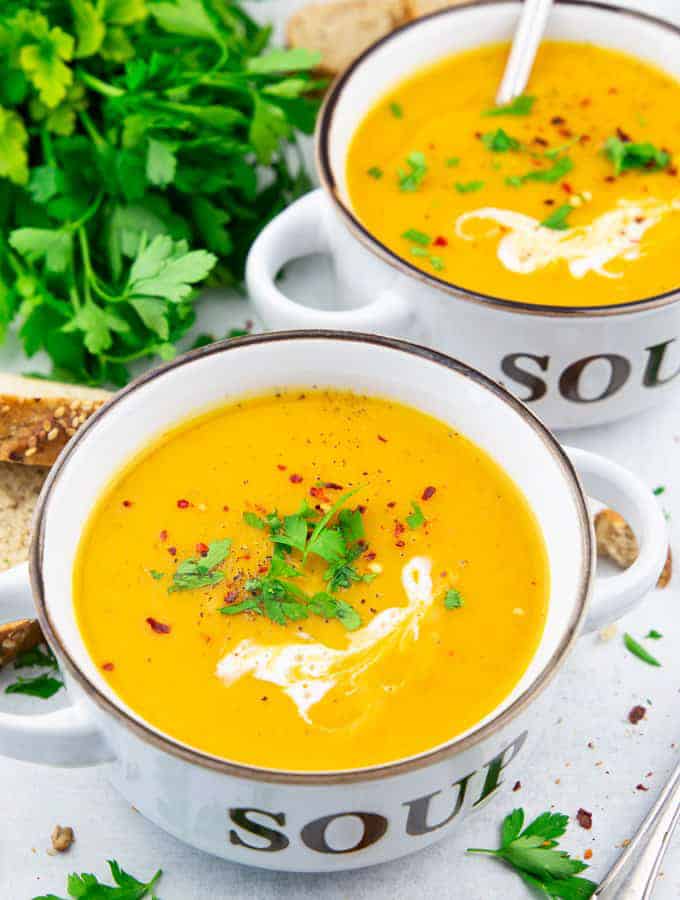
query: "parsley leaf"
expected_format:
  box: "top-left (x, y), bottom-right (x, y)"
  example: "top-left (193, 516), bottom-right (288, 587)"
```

top-left (468, 808), bottom-right (597, 899)
top-left (646, 629), bottom-right (663, 639)
top-left (243, 511), bottom-right (266, 530)
top-left (398, 151), bottom-right (427, 192)
top-left (482, 128), bottom-right (520, 152)
top-left (6, 672), bottom-right (63, 699)
top-left (445, 156), bottom-right (460, 167)
top-left (483, 94), bottom-right (536, 117)
top-left (603, 136), bottom-right (670, 175)
top-left (309, 592), bottom-right (362, 631)
top-left (406, 501), bottom-right (425, 529)
top-left (444, 588), bottom-right (464, 609)
top-left (402, 228), bottom-right (431, 246)
top-left (506, 155), bottom-right (573, 187)
top-left (168, 539), bottom-right (231, 592)
top-left (541, 204), bottom-right (573, 230)
top-left (367, 166), bottom-right (383, 179)
top-left (390, 101), bottom-right (403, 118)
top-left (653, 485), bottom-right (666, 496)
top-left (624, 632), bottom-right (661, 666)
top-left (33, 858), bottom-right (162, 900)
top-left (455, 180), bottom-right (485, 193)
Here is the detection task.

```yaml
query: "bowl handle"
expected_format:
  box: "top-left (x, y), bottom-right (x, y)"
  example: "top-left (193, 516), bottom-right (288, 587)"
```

top-left (246, 188), bottom-right (412, 332)
top-left (0, 564), bottom-right (113, 766)
top-left (564, 447), bottom-right (668, 633)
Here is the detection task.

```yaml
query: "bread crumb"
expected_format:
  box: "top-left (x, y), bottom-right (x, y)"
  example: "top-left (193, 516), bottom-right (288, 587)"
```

top-left (51, 825), bottom-right (74, 853)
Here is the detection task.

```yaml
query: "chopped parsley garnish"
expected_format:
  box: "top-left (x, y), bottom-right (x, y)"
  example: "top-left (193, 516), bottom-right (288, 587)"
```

top-left (148, 569), bottom-right (164, 580)
top-left (444, 589), bottom-right (464, 610)
top-left (430, 256), bottom-right (445, 271)
top-left (446, 156), bottom-right (461, 167)
top-left (168, 539), bottom-right (231, 592)
top-left (398, 152), bottom-right (427, 192)
top-left (402, 228), bottom-right (431, 246)
top-left (483, 94), bottom-right (536, 117)
top-left (410, 246), bottom-right (446, 272)
top-left (603, 136), bottom-right (670, 175)
top-left (221, 489), bottom-right (371, 630)
top-left (506, 155), bottom-right (573, 187)
top-left (5, 643), bottom-right (63, 700)
top-left (455, 180), bottom-right (485, 193)
top-left (624, 632), bottom-right (661, 667)
top-left (33, 859), bottom-right (162, 900)
top-left (367, 166), bottom-right (383, 179)
top-left (243, 511), bottom-right (267, 529)
top-left (545, 136), bottom-right (581, 159)
top-left (482, 128), bottom-right (520, 152)
top-left (468, 808), bottom-right (597, 899)
top-left (646, 629), bottom-right (663, 640)
top-left (653, 485), bottom-right (666, 496)
top-left (540, 204), bottom-right (573, 230)
top-left (406, 501), bottom-right (425, 529)
top-left (390, 101), bottom-right (404, 118)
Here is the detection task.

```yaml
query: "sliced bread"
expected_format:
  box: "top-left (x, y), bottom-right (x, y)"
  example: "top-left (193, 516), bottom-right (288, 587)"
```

top-left (0, 373), bottom-right (110, 466)
top-left (0, 461), bottom-right (48, 572)
top-left (287, 0), bottom-right (408, 76)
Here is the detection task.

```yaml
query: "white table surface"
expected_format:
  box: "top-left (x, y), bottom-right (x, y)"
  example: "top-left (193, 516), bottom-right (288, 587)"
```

top-left (2, 1), bottom-right (680, 897)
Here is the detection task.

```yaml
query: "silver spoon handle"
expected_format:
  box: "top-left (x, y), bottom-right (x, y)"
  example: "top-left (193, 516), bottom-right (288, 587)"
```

top-left (496, 0), bottom-right (553, 105)
top-left (595, 759), bottom-right (680, 899)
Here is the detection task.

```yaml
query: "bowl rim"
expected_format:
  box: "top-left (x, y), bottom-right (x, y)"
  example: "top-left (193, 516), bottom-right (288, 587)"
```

top-left (315, 0), bottom-right (680, 319)
top-left (30, 330), bottom-right (592, 784)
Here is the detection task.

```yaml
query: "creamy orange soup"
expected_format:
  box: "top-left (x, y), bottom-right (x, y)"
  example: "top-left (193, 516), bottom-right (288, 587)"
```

top-left (74, 391), bottom-right (549, 770)
top-left (346, 41), bottom-right (680, 307)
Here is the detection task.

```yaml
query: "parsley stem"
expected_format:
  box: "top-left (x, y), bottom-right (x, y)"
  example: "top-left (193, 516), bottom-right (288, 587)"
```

top-left (40, 127), bottom-right (55, 167)
top-left (76, 69), bottom-right (125, 99)
top-left (78, 110), bottom-right (106, 150)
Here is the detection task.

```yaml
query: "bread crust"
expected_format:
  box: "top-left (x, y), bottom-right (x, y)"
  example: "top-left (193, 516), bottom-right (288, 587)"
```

top-left (0, 618), bottom-right (43, 668)
top-left (0, 374), bottom-right (109, 466)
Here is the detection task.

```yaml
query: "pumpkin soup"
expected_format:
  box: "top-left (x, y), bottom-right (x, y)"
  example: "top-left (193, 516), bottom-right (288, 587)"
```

top-left (74, 391), bottom-right (548, 770)
top-left (346, 41), bottom-right (680, 307)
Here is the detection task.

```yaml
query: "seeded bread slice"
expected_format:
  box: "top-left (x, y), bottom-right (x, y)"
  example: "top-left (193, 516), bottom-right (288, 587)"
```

top-left (287, 0), bottom-right (408, 76)
top-left (0, 373), bottom-right (110, 466)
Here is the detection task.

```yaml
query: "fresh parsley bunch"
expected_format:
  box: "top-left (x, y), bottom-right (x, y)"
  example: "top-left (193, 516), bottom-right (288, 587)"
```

top-left (0, 0), bottom-right (322, 385)
top-left (468, 808), bottom-right (598, 899)
top-left (34, 858), bottom-right (161, 900)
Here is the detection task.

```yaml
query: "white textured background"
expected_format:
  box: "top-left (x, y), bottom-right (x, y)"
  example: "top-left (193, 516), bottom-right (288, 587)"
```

top-left (1, 1), bottom-right (679, 897)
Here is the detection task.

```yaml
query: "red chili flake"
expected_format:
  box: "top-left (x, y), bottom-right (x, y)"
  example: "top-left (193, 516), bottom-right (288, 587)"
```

top-left (634, 216), bottom-right (645, 224)
top-left (608, 86), bottom-right (618, 94)
top-left (558, 127), bottom-right (573, 138)
top-left (387, 501), bottom-right (396, 508)
top-left (579, 134), bottom-right (591, 144)
top-left (159, 529), bottom-right (168, 543)
top-left (167, 546), bottom-right (177, 556)
top-left (224, 590), bottom-right (240, 603)
top-left (357, 504), bottom-right (367, 514)
top-left (636, 783), bottom-right (649, 791)
top-left (310, 485), bottom-right (329, 502)
top-left (584, 849), bottom-right (593, 860)
top-left (323, 482), bottom-right (343, 490)
top-left (544, 198), bottom-right (555, 206)
top-left (561, 182), bottom-right (573, 194)
top-left (512, 781), bottom-right (521, 792)
top-left (550, 116), bottom-right (566, 126)
top-left (576, 809), bottom-right (592, 830)
top-left (289, 473), bottom-right (303, 484)
top-left (122, 500), bottom-right (132, 508)
top-left (616, 127), bottom-right (631, 143)
top-left (395, 540), bottom-right (406, 548)
top-left (101, 662), bottom-right (115, 672)
top-left (394, 521), bottom-right (405, 537)
top-left (580, 97), bottom-right (592, 107)
top-left (364, 551), bottom-right (377, 561)
top-left (422, 486), bottom-right (436, 501)
top-left (377, 434), bottom-right (388, 443)
top-left (433, 235), bottom-right (448, 247)
top-left (177, 499), bottom-right (190, 509)
top-left (605, 175), bottom-right (616, 183)
top-left (628, 705), bottom-right (646, 725)
top-left (668, 166), bottom-right (678, 176)
top-left (196, 542), bottom-right (209, 556)
top-left (222, 505), bottom-right (229, 512)
top-left (257, 563), bottom-right (269, 574)
top-left (277, 464), bottom-right (287, 471)
top-left (146, 617), bottom-right (171, 634)
top-left (533, 136), bottom-right (548, 147)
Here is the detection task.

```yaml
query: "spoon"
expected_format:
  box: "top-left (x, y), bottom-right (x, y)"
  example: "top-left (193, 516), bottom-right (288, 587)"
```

top-left (496, 0), bottom-right (554, 105)
top-left (594, 758), bottom-right (680, 898)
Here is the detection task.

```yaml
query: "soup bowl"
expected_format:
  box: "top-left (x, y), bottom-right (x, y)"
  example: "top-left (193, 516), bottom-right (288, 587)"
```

top-left (246, 0), bottom-right (680, 430)
top-left (0, 332), bottom-right (667, 871)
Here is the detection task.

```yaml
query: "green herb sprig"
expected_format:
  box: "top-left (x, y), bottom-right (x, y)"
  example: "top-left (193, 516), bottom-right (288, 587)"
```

top-left (468, 808), bottom-right (597, 899)
top-left (541, 204), bottom-right (574, 231)
top-left (398, 151), bottom-right (427, 192)
top-left (33, 859), bottom-right (161, 900)
top-left (168, 539), bottom-right (231, 592)
top-left (483, 94), bottom-right (536, 117)
top-left (624, 632), bottom-right (661, 667)
top-left (0, 3), bottom-right (322, 386)
top-left (603, 136), bottom-right (670, 175)
top-left (482, 128), bottom-right (520, 152)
